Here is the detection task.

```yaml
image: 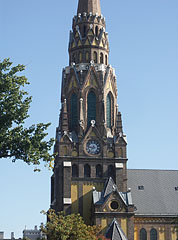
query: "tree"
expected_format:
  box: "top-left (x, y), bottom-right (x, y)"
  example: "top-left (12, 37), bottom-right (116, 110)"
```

top-left (0, 58), bottom-right (54, 169)
top-left (41, 209), bottom-right (107, 240)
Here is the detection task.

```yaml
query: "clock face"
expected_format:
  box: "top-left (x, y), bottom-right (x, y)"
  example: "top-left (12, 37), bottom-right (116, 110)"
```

top-left (86, 140), bottom-right (101, 155)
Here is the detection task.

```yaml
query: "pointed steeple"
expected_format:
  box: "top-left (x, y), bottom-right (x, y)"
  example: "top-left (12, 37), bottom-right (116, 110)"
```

top-left (77, 0), bottom-right (101, 15)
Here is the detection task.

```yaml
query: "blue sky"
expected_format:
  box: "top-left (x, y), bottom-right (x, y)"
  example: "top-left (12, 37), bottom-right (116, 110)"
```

top-left (0, 0), bottom-right (178, 238)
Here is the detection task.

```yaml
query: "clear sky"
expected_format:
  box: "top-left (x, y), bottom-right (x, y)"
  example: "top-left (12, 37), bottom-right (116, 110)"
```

top-left (0, 0), bottom-right (178, 238)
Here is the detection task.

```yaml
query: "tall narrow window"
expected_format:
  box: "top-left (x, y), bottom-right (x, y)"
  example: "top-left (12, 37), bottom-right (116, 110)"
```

top-left (83, 25), bottom-right (87, 37)
top-left (93, 51), bottom-right (97, 63)
top-left (140, 229), bottom-right (147, 240)
top-left (96, 164), bottom-right (103, 178)
top-left (105, 55), bottom-right (108, 65)
top-left (70, 93), bottom-right (78, 130)
top-left (72, 164), bottom-right (79, 177)
top-left (119, 148), bottom-right (123, 158)
top-left (85, 51), bottom-right (89, 62)
top-left (87, 91), bottom-right (96, 127)
top-left (106, 94), bottom-right (111, 128)
top-left (108, 165), bottom-right (115, 181)
top-left (72, 54), bottom-right (76, 63)
top-left (100, 53), bottom-right (104, 64)
top-left (95, 26), bottom-right (98, 36)
top-left (150, 229), bottom-right (157, 240)
top-left (84, 164), bottom-right (90, 178)
top-left (79, 52), bottom-right (82, 63)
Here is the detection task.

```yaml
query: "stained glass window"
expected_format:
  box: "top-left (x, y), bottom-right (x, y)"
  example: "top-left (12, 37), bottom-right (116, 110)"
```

top-left (87, 91), bottom-right (96, 127)
top-left (70, 93), bottom-right (78, 130)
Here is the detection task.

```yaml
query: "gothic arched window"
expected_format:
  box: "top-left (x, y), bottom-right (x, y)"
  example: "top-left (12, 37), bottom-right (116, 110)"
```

top-left (87, 91), bottom-right (96, 127)
top-left (84, 164), bottom-right (90, 178)
top-left (96, 164), bottom-right (103, 178)
top-left (106, 93), bottom-right (112, 128)
top-left (93, 51), bottom-right (97, 63)
top-left (105, 55), bottom-right (108, 65)
top-left (70, 93), bottom-right (78, 130)
top-left (100, 53), bottom-right (104, 64)
top-left (140, 228), bottom-right (147, 240)
top-left (108, 165), bottom-right (115, 180)
top-left (72, 164), bottom-right (79, 177)
top-left (150, 229), bottom-right (157, 240)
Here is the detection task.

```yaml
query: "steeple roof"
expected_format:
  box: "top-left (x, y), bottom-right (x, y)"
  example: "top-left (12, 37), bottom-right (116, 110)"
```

top-left (77, 0), bottom-right (101, 15)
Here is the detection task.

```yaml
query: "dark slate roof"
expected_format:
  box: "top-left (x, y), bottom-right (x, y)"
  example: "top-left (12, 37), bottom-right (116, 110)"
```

top-left (93, 177), bottom-right (133, 206)
top-left (127, 169), bottom-right (178, 216)
top-left (105, 219), bottom-right (128, 240)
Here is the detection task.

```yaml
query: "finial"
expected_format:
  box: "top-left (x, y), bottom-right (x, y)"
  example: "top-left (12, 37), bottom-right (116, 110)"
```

top-left (91, 120), bottom-right (95, 127)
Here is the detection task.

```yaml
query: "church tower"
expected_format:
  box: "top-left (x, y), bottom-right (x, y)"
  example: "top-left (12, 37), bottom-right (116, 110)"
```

top-left (51, 0), bottom-right (134, 239)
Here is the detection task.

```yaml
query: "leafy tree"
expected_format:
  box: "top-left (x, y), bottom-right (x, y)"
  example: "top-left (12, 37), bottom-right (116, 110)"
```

top-left (41, 209), bottom-right (105, 240)
top-left (0, 58), bottom-right (54, 169)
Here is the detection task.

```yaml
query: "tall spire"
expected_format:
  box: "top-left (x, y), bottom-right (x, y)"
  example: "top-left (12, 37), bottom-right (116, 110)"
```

top-left (77, 0), bottom-right (101, 15)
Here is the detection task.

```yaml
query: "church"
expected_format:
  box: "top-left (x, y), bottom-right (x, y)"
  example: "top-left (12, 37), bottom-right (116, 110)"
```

top-left (50, 0), bottom-right (178, 239)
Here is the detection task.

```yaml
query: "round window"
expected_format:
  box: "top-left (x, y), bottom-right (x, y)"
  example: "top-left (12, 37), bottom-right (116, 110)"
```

top-left (110, 201), bottom-right (119, 210)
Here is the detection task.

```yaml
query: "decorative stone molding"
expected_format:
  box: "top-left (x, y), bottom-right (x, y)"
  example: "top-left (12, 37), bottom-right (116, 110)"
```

top-left (63, 161), bottom-right (72, 167)
top-left (63, 198), bottom-right (72, 204)
top-left (115, 163), bottom-right (123, 169)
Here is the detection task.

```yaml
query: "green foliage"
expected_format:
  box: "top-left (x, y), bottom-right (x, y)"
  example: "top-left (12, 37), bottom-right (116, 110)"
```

top-left (0, 58), bottom-right (54, 169)
top-left (41, 209), bottom-right (102, 240)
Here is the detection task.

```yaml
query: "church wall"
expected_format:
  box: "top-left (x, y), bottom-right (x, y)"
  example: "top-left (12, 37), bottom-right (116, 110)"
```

top-left (134, 218), bottom-right (178, 240)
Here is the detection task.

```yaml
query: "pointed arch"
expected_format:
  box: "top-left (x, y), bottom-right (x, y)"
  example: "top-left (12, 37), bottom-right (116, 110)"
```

top-left (150, 228), bottom-right (157, 240)
top-left (93, 51), bottom-right (97, 63)
top-left (100, 52), bottom-right (104, 64)
top-left (87, 90), bottom-right (96, 127)
top-left (84, 164), bottom-right (90, 178)
top-left (70, 93), bottom-right (78, 131)
top-left (72, 164), bottom-right (79, 177)
top-left (108, 165), bottom-right (115, 181)
top-left (140, 228), bottom-right (147, 240)
top-left (96, 164), bottom-right (103, 178)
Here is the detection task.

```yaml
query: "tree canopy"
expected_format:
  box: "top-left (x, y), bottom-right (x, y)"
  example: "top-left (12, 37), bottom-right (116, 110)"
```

top-left (0, 58), bottom-right (54, 169)
top-left (41, 209), bottom-right (109, 240)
